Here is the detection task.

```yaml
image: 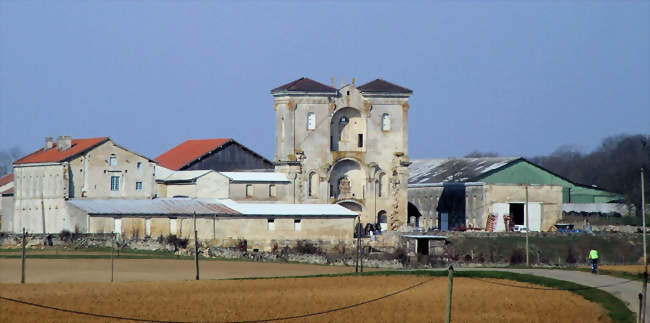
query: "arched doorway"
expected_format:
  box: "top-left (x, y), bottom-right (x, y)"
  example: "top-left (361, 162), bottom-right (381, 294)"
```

top-left (408, 202), bottom-right (423, 228)
top-left (377, 210), bottom-right (388, 231)
top-left (329, 159), bottom-right (365, 200)
top-left (330, 107), bottom-right (365, 152)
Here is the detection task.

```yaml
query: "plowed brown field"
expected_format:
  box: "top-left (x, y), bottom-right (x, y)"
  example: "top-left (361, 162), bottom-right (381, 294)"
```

top-left (1, 276), bottom-right (611, 323)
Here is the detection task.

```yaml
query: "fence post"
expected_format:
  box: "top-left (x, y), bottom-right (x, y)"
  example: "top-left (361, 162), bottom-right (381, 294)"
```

top-left (21, 228), bottom-right (26, 284)
top-left (444, 265), bottom-right (454, 323)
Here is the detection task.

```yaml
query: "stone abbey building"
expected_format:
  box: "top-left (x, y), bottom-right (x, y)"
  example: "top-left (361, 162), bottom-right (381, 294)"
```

top-left (271, 77), bottom-right (412, 231)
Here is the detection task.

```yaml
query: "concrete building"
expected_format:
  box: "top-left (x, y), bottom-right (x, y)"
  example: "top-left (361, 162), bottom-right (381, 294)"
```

top-left (68, 198), bottom-right (357, 251)
top-left (155, 138), bottom-right (273, 172)
top-left (0, 173), bottom-right (14, 230)
top-left (155, 169), bottom-right (292, 203)
top-left (271, 77), bottom-right (412, 231)
top-left (6, 136), bottom-right (157, 233)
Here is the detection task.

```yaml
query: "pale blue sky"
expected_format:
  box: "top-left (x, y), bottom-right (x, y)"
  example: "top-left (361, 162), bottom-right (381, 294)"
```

top-left (1, 1), bottom-right (648, 161)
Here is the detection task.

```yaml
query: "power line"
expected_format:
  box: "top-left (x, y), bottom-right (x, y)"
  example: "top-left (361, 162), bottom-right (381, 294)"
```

top-left (0, 276), bottom-right (436, 323)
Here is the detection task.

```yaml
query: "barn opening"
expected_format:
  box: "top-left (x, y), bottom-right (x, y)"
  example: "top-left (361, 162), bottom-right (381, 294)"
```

top-left (510, 203), bottom-right (524, 225)
top-left (407, 202), bottom-right (422, 228)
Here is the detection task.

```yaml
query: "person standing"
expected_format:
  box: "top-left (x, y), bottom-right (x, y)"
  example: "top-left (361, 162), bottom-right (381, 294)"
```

top-left (588, 249), bottom-right (599, 274)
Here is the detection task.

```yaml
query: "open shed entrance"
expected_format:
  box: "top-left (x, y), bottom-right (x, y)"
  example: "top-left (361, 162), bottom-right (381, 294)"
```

top-left (510, 203), bottom-right (524, 225)
top-left (416, 238), bottom-right (429, 255)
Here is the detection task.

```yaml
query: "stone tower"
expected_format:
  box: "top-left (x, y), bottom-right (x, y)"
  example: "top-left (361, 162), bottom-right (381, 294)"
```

top-left (271, 77), bottom-right (412, 231)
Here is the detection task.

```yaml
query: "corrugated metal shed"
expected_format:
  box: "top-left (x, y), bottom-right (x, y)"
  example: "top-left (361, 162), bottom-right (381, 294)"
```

top-left (220, 172), bottom-right (289, 183)
top-left (68, 198), bottom-right (239, 216)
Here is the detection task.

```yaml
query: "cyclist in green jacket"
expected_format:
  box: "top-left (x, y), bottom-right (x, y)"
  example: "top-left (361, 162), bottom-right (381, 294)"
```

top-left (588, 249), bottom-right (599, 274)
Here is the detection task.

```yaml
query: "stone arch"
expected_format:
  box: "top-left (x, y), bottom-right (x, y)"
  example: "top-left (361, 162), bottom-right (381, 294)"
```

top-left (308, 171), bottom-right (319, 197)
top-left (377, 210), bottom-right (388, 231)
top-left (408, 202), bottom-right (423, 228)
top-left (329, 159), bottom-right (365, 200)
top-left (330, 107), bottom-right (366, 152)
top-left (337, 200), bottom-right (363, 214)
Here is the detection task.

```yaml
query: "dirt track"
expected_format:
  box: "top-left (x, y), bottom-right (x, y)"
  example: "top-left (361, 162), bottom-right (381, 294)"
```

top-left (0, 258), bottom-right (357, 283)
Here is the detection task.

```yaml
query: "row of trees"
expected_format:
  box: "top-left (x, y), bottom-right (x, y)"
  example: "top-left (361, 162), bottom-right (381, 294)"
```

top-left (466, 134), bottom-right (650, 209)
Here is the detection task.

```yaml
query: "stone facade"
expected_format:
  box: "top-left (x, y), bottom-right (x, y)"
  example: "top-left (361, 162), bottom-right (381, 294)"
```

top-left (271, 79), bottom-right (412, 230)
top-left (9, 139), bottom-right (156, 233)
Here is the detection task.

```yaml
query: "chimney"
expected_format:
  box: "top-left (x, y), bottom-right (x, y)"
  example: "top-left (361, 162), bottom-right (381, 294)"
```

top-left (330, 77), bottom-right (335, 88)
top-left (44, 137), bottom-right (54, 151)
top-left (56, 136), bottom-right (72, 151)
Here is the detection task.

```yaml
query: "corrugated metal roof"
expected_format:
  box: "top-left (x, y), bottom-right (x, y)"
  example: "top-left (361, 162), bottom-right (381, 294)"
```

top-left (14, 137), bottom-right (109, 165)
top-left (155, 138), bottom-right (232, 170)
top-left (220, 172), bottom-right (289, 183)
top-left (219, 199), bottom-right (358, 217)
top-left (408, 157), bottom-right (519, 184)
top-left (68, 198), bottom-right (239, 216)
top-left (164, 170), bottom-right (213, 182)
top-left (1, 187), bottom-right (14, 195)
top-left (155, 165), bottom-right (175, 181)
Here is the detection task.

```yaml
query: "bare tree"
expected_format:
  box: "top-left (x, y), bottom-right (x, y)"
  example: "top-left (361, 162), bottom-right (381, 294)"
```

top-left (530, 134), bottom-right (650, 210)
top-left (0, 146), bottom-right (22, 176)
top-left (464, 151), bottom-right (499, 158)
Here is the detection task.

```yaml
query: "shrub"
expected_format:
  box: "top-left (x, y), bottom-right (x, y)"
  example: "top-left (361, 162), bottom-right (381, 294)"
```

top-left (165, 235), bottom-right (189, 250)
top-left (235, 239), bottom-right (247, 252)
top-left (509, 248), bottom-right (525, 265)
top-left (566, 246), bottom-right (577, 264)
top-left (291, 240), bottom-right (322, 255)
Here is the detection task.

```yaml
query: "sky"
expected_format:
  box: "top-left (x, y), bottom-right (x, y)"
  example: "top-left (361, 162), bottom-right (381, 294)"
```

top-left (1, 1), bottom-right (648, 162)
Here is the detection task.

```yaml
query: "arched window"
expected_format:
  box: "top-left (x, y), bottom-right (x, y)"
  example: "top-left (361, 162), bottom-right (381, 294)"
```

top-left (308, 172), bottom-right (319, 197)
top-left (378, 173), bottom-right (387, 197)
top-left (306, 112), bottom-right (316, 130)
top-left (381, 113), bottom-right (391, 131)
top-left (377, 210), bottom-right (388, 231)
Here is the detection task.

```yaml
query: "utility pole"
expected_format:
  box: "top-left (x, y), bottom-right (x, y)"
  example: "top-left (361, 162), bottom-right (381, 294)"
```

top-left (194, 212), bottom-right (200, 281)
top-left (111, 233), bottom-right (115, 282)
top-left (642, 168), bottom-right (647, 323)
top-left (21, 228), bottom-right (26, 284)
top-left (444, 265), bottom-right (455, 323)
top-left (355, 216), bottom-right (360, 273)
top-left (525, 185), bottom-right (530, 266)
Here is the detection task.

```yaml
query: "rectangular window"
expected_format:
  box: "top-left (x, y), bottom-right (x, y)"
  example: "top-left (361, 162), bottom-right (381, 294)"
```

top-left (306, 112), bottom-right (316, 130)
top-left (267, 218), bottom-right (275, 232)
top-left (246, 184), bottom-right (254, 197)
top-left (294, 219), bottom-right (301, 232)
top-left (110, 176), bottom-right (120, 191)
top-left (137, 162), bottom-right (142, 170)
top-left (358, 134), bottom-right (363, 148)
top-left (135, 181), bottom-right (143, 190)
top-left (269, 184), bottom-right (277, 197)
top-left (109, 154), bottom-right (117, 167)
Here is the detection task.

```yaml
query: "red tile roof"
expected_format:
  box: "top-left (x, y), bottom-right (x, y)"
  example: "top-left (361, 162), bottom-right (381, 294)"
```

top-left (155, 138), bottom-right (233, 170)
top-left (14, 137), bottom-right (110, 165)
top-left (0, 173), bottom-right (13, 186)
